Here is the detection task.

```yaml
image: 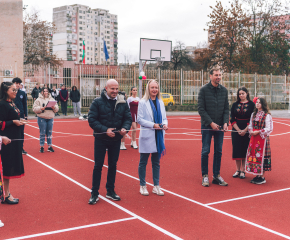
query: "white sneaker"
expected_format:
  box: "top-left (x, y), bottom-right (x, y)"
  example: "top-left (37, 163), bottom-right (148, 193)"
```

top-left (140, 186), bottom-right (149, 196)
top-left (120, 142), bottom-right (127, 150)
top-left (152, 185), bottom-right (164, 196)
top-left (132, 141), bottom-right (138, 149)
top-left (0, 220), bottom-right (4, 227)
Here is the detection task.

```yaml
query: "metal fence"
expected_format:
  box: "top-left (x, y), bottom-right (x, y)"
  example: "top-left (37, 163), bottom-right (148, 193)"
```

top-left (1, 64), bottom-right (289, 108)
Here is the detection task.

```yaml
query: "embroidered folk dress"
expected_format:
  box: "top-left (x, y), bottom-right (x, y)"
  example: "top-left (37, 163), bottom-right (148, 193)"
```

top-left (245, 111), bottom-right (273, 175)
top-left (230, 101), bottom-right (255, 160)
top-left (0, 100), bottom-right (24, 179)
top-left (127, 96), bottom-right (140, 122)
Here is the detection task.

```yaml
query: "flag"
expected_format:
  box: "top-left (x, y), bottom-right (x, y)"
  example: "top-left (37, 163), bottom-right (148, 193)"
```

top-left (82, 40), bottom-right (85, 64)
top-left (103, 40), bottom-right (109, 61)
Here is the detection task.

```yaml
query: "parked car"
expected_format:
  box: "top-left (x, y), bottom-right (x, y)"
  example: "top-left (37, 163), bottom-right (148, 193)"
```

top-left (161, 93), bottom-right (175, 106)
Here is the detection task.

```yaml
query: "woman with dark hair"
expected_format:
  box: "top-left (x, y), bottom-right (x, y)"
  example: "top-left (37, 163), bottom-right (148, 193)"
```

top-left (127, 86), bottom-right (140, 149)
top-left (230, 87), bottom-right (255, 179)
top-left (69, 86), bottom-right (81, 116)
top-left (0, 82), bottom-right (25, 204)
top-left (246, 97), bottom-right (273, 184)
top-left (33, 87), bottom-right (59, 153)
top-left (44, 84), bottom-right (52, 93)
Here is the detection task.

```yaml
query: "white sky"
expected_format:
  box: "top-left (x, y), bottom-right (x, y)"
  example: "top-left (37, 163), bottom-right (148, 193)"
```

top-left (23, 0), bottom-right (231, 64)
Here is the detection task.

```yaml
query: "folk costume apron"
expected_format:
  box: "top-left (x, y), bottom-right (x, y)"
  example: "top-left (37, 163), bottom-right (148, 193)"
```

top-left (245, 113), bottom-right (271, 175)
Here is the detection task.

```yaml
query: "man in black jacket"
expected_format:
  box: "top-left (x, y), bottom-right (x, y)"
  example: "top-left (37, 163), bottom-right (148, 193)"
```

top-left (88, 79), bottom-right (132, 204)
top-left (31, 83), bottom-right (41, 100)
top-left (12, 77), bottom-right (28, 154)
top-left (198, 66), bottom-right (229, 187)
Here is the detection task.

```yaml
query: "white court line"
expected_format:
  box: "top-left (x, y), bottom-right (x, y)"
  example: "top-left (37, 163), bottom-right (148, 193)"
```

top-left (205, 187), bottom-right (290, 206)
top-left (24, 131), bottom-right (290, 239)
top-left (22, 153), bottom-right (182, 240)
top-left (5, 217), bottom-right (136, 240)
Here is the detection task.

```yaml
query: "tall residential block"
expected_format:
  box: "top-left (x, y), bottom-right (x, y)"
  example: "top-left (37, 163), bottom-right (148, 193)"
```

top-left (0, 0), bottom-right (23, 80)
top-left (53, 4), bottom-right (118, 65)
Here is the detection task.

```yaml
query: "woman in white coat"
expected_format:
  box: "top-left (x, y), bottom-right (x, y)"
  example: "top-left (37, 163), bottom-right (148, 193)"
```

top-left (137, 80), bottom-right (168, 196)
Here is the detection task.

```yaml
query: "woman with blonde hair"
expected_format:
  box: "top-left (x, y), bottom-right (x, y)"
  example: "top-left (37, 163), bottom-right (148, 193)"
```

top-left (137, 80), bottom-right (168, 196)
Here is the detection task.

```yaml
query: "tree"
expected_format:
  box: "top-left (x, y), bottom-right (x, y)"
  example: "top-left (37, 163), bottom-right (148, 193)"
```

top-left (205, 0), bottom-right (253, 72)
top-left (242, 0), bottom-right (290, 74)
top-left (23, 11), bottom-right (61, 69)
top-left (162, 41), bottom-right (200, 70)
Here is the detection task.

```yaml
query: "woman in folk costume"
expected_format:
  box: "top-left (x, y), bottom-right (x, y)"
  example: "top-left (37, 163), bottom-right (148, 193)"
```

top-left (0, 135), bottom-right (11, 227)
top-left (137, 80), bottom-right (168, 196)
top-left (246, 97), bottom-right (273, 184)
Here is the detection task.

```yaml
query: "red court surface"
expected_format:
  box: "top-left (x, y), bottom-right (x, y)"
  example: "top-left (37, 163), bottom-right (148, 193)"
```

top-left (1, 116), bottom-right (290, 239)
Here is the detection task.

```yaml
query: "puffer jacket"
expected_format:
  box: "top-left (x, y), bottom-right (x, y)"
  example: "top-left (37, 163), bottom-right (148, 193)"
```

top-left (88, 89), bottom-right (132, 141)
top-left (33, 93), bottom-right (59, 119)
top-left (198, 81), bottom-right (229, 126)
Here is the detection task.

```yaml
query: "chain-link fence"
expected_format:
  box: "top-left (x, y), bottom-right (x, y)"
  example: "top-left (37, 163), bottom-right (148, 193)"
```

top-left (1, 63), bottom-right (289, 108)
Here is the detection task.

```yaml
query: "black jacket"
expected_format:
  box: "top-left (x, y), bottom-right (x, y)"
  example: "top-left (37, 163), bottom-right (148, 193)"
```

top-left (88, 90), bottom-right (132, 141)
top-left (31, 87), bottom-right (41, 100)
top-left (14, 90), bottom-right (28, 117)
top-left (198, 82), bottom-right (229, 126)
top-left (70, 90), bottom-right (80, 102)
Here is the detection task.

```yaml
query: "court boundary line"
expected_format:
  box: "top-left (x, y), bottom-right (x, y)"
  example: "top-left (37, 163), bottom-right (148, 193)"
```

top-left (205, 187), bottom-right (290, 206)
top-left (22, 153), bottom-right (183, 240)
top-left (24, 132), bottom-right (290, 239)
top-left (5, 217), bottom-right (136, 240)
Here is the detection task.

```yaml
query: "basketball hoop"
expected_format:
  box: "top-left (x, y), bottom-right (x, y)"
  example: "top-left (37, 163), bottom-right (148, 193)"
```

top-left (155, 57), bottom-right (165, 67)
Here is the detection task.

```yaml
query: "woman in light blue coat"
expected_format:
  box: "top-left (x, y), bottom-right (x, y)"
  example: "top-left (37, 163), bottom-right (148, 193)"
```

top-left (137, 79), bottom-right (168, 196)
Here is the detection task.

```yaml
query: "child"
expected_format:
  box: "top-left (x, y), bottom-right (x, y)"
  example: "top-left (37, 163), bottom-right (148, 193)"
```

top-left (245, 97), bottom-right (273, 184)
top-left (0, 135), bottom-right (12, 227)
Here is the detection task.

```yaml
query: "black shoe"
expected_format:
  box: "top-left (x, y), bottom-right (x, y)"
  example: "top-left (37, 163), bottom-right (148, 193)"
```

top-left (22, 149), bottom-right (27, 155)
top-left (1, 196), bottom-right (19, 204)
top-left (250, 176), bottom-right (260, 183)
top-left (239, 171), bottom-right (246, 179)
top-left (40, 147), bottom-right (44, 153)
top-left (88, 192), bottom-right (99, 205)
top-left (252, 176), bottom-right (266, 184)
top-left (106, 191), bottom-right (121, 201)
top-left (47, 146), bottom-right (54, 152)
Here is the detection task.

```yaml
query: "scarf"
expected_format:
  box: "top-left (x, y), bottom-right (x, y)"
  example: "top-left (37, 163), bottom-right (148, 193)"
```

top-left (149, 98), bottom-right (166, 157)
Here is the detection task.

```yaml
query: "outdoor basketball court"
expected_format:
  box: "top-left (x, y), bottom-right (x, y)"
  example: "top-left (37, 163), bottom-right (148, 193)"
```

top-left (1, 115), bottom-right (290, 239)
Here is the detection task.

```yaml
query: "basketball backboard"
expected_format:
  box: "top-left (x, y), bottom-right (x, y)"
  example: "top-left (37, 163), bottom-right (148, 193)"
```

top-left (139, 38), bottom-right (172, 61)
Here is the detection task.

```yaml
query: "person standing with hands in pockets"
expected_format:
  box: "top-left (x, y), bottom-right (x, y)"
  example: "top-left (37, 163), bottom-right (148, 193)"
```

top-left (88, 79), bottom-right (132, 204)
top-left (137, 80), bottom-right (168, 196)
top-left (198, 65), bottom-right (229, 187)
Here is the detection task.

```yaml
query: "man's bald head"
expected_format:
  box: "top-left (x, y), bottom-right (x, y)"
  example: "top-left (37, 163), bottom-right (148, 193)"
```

top-left (105, 79), bottom-right (119, 99)
top-left (106, 79), bottom-right (118, 87)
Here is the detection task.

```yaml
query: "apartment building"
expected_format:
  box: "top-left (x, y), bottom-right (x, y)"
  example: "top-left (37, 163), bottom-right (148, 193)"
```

top-left (53, 4), bottom-right (118, 65)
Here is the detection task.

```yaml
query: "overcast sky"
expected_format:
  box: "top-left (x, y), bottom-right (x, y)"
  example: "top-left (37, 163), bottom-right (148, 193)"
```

top-left (23, 0), bottom-right (231, 64)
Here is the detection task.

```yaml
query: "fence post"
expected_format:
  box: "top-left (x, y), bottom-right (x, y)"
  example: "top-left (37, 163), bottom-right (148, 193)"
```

top-left (181, 68), bottom-right (183, 105)
top-left (201, 70), bottom-right (204, 86)
top-left (138, 59), bottom-right (142, 98)
top-left (238, 71), bottom-right (241, 88)
top-left (270, 73), bottom-right (272, 104)
top-left (255, 72), bottom-right (257, 97)
top-left (48, 63), bottom-right (51, 87)
top-left (80, 64), bottom-right (82, 108)
top-left (158, 67), bottom-right (161, 91)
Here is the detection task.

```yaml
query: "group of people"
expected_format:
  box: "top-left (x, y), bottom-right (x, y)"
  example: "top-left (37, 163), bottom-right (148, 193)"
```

top-left (198, 66), bottom-right (273, 187)
top-left (0, 68), bottom-right (274, 219)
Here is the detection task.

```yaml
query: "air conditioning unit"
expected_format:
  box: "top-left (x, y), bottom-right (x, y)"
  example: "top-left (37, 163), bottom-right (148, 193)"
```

top-left (4, 70), bottom-right (13, 76)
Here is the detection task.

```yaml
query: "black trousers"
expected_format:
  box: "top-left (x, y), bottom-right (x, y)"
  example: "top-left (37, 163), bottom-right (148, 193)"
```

top-left (60, 101), bottom-right (67, 115)
top-left (91, 138), bottom-right (121, 196)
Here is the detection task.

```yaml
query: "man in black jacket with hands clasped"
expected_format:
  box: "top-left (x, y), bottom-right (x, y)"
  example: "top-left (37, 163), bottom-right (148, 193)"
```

top-left (88, 79), bottom-right (132, 204)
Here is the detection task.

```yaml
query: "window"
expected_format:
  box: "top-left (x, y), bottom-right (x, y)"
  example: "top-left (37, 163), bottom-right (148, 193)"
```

top-left (273, 21), bottom-right (279, 26)
top-left (80, 43), bottom-right (82, 46)
top-left (80, 16), bottom-right (82, 19)
top-left (286, 20), bottom-right (290, 25)
top-left (79, 10), bottom-right (82, 13)
top-left (285, 29), bottom-right (290, 34)
top-left (79, 27), bottom-right (82, 30)
top-left (79, 21), bottom-right (82, 24)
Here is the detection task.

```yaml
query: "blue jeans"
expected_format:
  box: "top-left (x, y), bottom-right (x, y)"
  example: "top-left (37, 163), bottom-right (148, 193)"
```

top-left (138, 153), bottom-right (160, 186)
top-left (201, 124), bottom-right (224, 177)
top-left (37, 117), bottom-right (54, 146)
top-left (92, 138), bottom-right (121, 196)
